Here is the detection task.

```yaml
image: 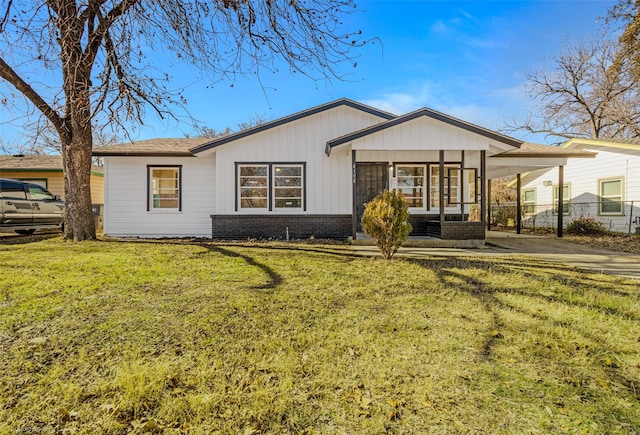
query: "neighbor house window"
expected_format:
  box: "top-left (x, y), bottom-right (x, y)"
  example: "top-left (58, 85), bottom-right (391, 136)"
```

top-left (430, 164), bottom-right (460, 208)
top-left (396, 165), bottom-right (425, 208)
top-left (599, 178), bottom-right (623, 215)
top-left (523, 188), bottom-right (536, 215)
top-left (148, 166), bottom-right (181, 211)
top-left (553, 184), bottom-right (570, 215)
top-left (237, 163), bottom-right (305, 211)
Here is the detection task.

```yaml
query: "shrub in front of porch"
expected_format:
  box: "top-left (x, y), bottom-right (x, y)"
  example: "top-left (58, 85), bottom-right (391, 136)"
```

top-left (361, 189), bottom-right (412, 259)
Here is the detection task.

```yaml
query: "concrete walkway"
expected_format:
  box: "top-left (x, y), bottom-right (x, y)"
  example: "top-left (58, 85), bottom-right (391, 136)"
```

top-left (353, 231), bottom-right (640, 281)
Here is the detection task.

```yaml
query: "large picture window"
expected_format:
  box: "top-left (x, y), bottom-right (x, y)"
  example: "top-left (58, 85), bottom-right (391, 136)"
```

top-left (237, 163), bottom-right (305, 211)
top-left (148, 166), bottom-right (181, 211)
top-left (599, 178), bottom-right (623, 215)
top-left (396, 165), bottom-right (425, 208)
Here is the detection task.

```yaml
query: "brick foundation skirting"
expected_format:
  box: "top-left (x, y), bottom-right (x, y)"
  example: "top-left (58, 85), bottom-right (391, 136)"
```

top-left (211, 214), bottom-right (352, 239)
top-left (427, 220), bottom-right (485, 240)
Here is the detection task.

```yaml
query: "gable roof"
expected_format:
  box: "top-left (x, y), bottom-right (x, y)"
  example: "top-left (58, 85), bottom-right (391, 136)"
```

top-left (563, 137), bottom-right (640, 151)
top-left (92, 138), bottom-right (208, 156)
top-left (325, 107), bottom-right (523, 155)
top-left (190, 98), bottom-right (396, 154)
top-left (0, 154), bottom-right (103, 174)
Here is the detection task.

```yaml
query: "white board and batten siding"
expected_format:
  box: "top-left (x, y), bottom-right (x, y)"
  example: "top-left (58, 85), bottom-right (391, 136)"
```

top-left (211, 105), bottom-right (389, 215)
top-left (520, 145), bottom-right (640, 233)
top-left (351, 116), bottom-right (494, 154)
top-left (103, 155), bottom-right (216, 237)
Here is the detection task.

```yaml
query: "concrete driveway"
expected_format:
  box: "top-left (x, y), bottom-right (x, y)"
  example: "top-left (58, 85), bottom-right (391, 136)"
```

top-left (354, 231), bottom-right (640, 281)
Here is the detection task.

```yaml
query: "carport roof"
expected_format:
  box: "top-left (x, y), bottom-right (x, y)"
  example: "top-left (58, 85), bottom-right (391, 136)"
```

top-left (490, 142), bottom-right (596, 158)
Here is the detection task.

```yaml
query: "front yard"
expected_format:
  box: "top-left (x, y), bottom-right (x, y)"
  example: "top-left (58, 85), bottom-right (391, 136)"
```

top-left (0, 237), bottom-right (638, 433)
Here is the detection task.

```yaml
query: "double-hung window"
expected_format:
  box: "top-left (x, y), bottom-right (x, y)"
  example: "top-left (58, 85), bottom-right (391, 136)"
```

top-left (396, 165), bottom-right (425, 208)
top-left (238, 163), bottom-right (305, 211)
top-left (430, 164), bottom-right (460, 208)
top-left (273, 165), bottom-right (303, 209)
top-left (553, 184), bottom-right (570, 215)
top-left (148, 166), bottom-right (181, 211)
top-left (523, 188), bottom-right (536, 215)
top-left (599, 178), bottom-right (623, 215)
top-left (239, 165), bottom-right (269, 209)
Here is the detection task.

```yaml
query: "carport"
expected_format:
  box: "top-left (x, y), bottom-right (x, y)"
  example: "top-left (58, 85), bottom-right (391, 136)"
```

top-left (487, 143), bottom-right (596, 237)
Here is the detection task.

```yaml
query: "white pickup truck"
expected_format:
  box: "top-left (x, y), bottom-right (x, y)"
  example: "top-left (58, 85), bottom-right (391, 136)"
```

top-left (0, 178), bottom-right (64, 235)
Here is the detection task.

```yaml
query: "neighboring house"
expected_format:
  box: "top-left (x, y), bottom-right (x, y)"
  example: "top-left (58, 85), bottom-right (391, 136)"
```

top-left (94, 98), bottom-right (593, 241)
top-left (519, 138), bottom-right (640, 234)
top-left (0, 154), bottom-right (105, 205)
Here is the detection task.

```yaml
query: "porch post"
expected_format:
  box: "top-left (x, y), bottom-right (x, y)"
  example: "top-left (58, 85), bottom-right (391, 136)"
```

top-left (460, 151), bottom-right (465, 221)
top-left (516, 173), bottom-right (522, 234)
top-left (557, 165), bottom-right (564, 238)
top-left (439, 151), bottom-right (445, 226)
top-left (352, 150), bottom-right (357, 240)
top-left (486, 176), bottom-right (491, 231)
top-left (481, 151), bottom-right (487, 230)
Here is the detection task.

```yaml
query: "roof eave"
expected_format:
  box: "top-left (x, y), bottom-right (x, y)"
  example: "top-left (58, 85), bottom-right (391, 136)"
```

top-left (92, 151), bottom-right (195, 157)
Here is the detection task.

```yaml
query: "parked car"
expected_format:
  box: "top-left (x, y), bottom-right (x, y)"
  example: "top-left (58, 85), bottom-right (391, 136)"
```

top-left (0, 178), bottom-right (64, 235)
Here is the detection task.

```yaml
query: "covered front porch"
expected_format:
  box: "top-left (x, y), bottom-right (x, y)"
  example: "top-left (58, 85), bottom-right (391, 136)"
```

top-left (325, 107), bottom-right (596, 245)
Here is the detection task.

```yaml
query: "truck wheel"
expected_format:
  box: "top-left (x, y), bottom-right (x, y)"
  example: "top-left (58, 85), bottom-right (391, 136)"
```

top-left (15, 229), bottom-right (36, 235)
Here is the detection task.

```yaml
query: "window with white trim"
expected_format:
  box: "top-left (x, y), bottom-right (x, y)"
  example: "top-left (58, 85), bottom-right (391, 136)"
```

top-left (238, 163), bottom-right (305, 210)
top-left (396, 165), bottom-right (425, 208)
top-left (523, 188), bottom-right (536, 215)
top-left (599, 178), bottom-right (623, 215)
top-left (553, 184), bottom-right (570, 215)
top-left (149, 166), bottom-right (181, 211)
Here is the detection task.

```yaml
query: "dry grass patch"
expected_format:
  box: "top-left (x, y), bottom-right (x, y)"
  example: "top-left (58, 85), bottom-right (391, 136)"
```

top-left (0, 238), bottom-right (638, 433)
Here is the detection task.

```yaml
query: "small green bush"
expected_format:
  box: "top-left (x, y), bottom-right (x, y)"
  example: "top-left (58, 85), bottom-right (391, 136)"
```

top-left (566, 216), bottom-right (608, 235)
top-left (361, 190), bottom-right (412, 260)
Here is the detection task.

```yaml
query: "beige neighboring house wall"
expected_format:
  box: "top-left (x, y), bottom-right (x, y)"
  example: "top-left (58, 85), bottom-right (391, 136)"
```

top-left (0, 155), bottom-right (104, 204)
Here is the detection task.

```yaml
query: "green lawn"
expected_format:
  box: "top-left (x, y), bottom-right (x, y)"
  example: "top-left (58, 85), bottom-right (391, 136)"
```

top-left (0, 237), bottom-right (638, 434)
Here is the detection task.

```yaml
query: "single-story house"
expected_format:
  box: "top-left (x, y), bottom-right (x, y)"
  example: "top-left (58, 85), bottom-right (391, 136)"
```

top-left (518, 138), bottom-right (640, 234)
top-left (93, 98), bottom-right (594, 242)
top-left (0, 154), bottom-right (104, 205)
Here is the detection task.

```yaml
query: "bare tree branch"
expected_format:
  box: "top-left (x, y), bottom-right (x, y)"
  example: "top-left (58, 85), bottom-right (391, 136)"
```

top-left (504, 37), bottom-right (640, 141)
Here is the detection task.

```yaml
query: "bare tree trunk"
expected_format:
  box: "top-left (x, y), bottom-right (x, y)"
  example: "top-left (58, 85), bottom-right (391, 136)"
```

top-left (62, 130), bottom-right (96, 241)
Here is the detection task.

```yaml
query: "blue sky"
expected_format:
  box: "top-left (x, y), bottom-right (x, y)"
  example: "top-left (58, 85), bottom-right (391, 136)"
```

top-left (0, 0), bottom-right (618, 146)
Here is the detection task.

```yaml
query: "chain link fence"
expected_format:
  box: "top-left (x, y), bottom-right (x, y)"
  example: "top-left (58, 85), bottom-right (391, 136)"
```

top-left (489, 201), bottom-right (640, 235)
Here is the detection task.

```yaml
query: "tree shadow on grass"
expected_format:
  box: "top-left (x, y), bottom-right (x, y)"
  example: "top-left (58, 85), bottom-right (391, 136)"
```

top-left (406, 256), bottom-right (640, 399)
top-left (0, 232), bottom-right (61, 246)
top-left (203, 244), bottom-right (283, 291)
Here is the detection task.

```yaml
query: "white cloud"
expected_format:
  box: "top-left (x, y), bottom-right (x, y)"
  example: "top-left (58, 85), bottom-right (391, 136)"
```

top-left (361, 89), bottom-right (433, 115)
